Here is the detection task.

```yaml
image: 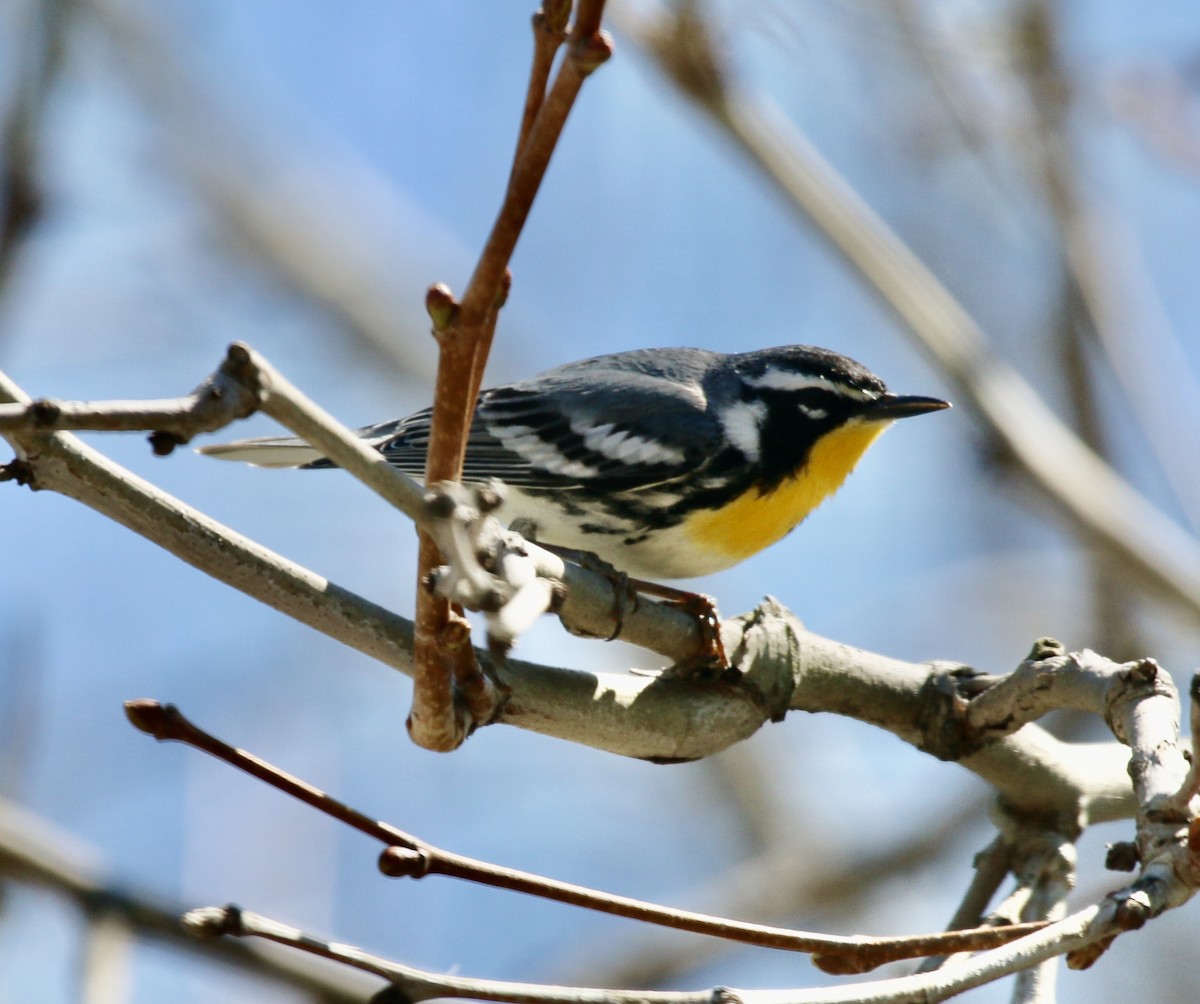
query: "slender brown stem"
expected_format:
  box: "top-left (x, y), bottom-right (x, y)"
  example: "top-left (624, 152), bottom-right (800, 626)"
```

top-left (918, 836), bottom-right (1014, 973)
top-left (126, 700), bottom-right (1045, 968)
top-left (410, 3), bottom-right (612, 751)
top-left (571, 0), bottom-right (607, 41)
top-left (513, 4), bottom-right (570, 168)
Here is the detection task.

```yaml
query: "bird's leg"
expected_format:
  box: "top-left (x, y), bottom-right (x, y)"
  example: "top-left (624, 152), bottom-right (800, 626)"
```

top-left (632, 580), bottom-right (727, 674)
top-left (628, 575), bottom-right (720, 671)
top-left (537, 542), bottom-right (728, 671)
top-left (532, 543), bottom-right (640, 642)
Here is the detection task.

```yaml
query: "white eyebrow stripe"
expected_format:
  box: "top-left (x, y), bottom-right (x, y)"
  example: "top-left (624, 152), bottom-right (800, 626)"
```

top-left (718, 399), bottom-right (767, 462)
top-left (744, 370), bottom-right (878, 399)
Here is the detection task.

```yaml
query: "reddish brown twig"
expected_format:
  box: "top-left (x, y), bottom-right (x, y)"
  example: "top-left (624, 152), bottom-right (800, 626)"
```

top-left (514, 1), bottom-right (571, 167)
top-left (410, 3), bottom-right (613, 752)
top-left (126, 699), bottom-right (1046, 970)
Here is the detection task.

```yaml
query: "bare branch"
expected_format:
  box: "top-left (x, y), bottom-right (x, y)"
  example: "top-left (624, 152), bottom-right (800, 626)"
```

top-left (126, 700), bottom-right (1042, 969)
top-left (0, 366), bottom-right (260, 454)
top-left (411, 1), bottom-right (614, 752)
top-left (185, 905), bottom-right (714, 1004)
top-left (514, 2), bottom-right (571, 163)
top-left (0, 352), bottom-right (711, 666)
top-left (8, 363), bottom-right (1198, 995)
top-left (0, 379), bottom-right (1149, 814)
top-left (185, 893), bottom-right (1188, 1004)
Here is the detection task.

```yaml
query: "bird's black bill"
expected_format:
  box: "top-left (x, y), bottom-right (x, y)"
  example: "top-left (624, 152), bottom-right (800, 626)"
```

top-left (865, 394), bottom-right (951, 420)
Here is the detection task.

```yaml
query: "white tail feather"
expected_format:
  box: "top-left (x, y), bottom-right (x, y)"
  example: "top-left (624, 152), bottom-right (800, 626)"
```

top-left (196, 439), bottom-right (327, 468)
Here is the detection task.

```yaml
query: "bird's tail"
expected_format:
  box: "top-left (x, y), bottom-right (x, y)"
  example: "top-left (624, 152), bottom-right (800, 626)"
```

top-left (196, 436), bottom-right (328, 468)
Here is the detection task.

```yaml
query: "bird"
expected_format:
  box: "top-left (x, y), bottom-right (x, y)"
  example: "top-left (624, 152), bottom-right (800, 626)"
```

top-left (200, 345), bottom-right (949, 580)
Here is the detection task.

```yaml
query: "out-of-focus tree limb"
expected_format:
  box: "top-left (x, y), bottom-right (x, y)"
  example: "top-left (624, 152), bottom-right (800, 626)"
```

top-left (0, 797), bottom-right (377, 1003)
top-left (0, 0), bottom-right (72, 300)
top-left (81, 0), bottom-right (478, 383)
top-left (612, 2), bottom-right (1200, 630)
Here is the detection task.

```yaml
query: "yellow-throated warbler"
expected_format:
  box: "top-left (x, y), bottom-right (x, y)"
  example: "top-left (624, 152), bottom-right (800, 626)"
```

top-left (201, 345), bottom-right (948, 579)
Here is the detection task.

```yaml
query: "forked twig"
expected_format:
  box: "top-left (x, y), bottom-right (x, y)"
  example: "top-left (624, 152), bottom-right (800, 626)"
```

top-left (410, 1), bottom-right (614, 752)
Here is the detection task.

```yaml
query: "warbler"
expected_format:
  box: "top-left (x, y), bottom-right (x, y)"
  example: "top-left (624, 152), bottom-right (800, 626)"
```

top-left (201, 345), bottom-right (948, 579)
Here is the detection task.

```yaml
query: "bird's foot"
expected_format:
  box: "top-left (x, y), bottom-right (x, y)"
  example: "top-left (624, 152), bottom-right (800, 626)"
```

top-left (539, 544), bottom-right (728, 672)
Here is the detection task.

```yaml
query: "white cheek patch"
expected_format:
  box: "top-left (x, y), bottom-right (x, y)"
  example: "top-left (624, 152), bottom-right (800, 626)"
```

top-left (718, 399), bottom-right (767, 462)
top-left (572, 421), bottom-right (686, 467)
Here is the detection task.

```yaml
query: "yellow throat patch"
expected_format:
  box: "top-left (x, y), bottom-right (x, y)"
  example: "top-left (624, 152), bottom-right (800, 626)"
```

top-left (685, 418), bottom-right (891, 567)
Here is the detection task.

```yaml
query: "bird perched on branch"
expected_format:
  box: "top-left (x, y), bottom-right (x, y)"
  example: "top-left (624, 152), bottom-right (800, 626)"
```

top-left (200, 345), bottom-right (948, 579)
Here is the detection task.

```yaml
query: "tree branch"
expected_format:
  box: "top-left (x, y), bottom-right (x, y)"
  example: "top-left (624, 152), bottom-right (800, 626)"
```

top-left (0, 361), bottom-right (1146, 808)
top-left (124, 699), bottom-right (1042, 970)
top-left (411, 2), bottom-right (614, 752)
top-left (184, 890), bottom-right (1191, 1004)
top-left (0, 797), bottom-right (374, 1002)
top-left (8, 357), bottom-right (1199, 995)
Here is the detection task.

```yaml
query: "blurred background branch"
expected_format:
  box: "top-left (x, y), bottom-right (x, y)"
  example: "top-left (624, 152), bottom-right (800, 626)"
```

top-left (0, 0), bottom-right (71, 299)
top-left (0, 796), bottom-right (377, 1003)
top-left (613, 0), bottom-right (1200, 632)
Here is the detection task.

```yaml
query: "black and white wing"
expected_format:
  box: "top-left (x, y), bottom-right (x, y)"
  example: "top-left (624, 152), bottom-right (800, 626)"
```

top-left (375, 357), bottom-right (724, 491)
top-left (199, 347), bottom-right (726, 491)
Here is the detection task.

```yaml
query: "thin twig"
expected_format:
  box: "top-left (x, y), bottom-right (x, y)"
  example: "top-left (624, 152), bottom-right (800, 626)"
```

top-left (0, 355), bottom-right (261, 456)
top-left (186, 905), bottom-right (714, 1004)
top-left (185, 896), bottom-right (1170, 1004)
top-left (125, 699), bottom-right (1044, 969)
top-left (410, 2), bottom-right (613, 751)
top-left (514, 1), bottom-right (571, 165)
